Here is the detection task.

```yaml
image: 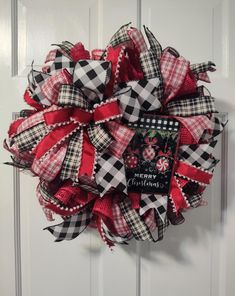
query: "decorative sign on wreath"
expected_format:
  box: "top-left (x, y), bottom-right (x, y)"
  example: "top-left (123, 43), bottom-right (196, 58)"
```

top-left (4, 23), bottom-right (227, 247)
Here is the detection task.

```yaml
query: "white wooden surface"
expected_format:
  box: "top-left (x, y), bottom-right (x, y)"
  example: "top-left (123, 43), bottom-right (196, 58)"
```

top-left (0, 0), bottom-right (234, 295)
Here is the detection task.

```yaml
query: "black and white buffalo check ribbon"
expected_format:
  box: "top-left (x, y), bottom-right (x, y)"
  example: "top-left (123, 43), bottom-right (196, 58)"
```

top-left (200, 115), bottom-right (227, 141)
top-left (119, 199), bottom-right (153, 241)
top-left (167, 87), bottom-right (216, 117)
top-left (49, 50), bottom-right (75, 75)
top-left (96, 153), bottom-right (127, 197)
top-left (118, 78), bottom-right (161, 122)
top-left (28, 69), bottom-right (51, 106)
top-left (140, 194), bottom-right (168, 223)
top-left (73, 60), bottom-right (111, 100)
top-left (179, 141), bottom-right (218, 170)
top-left (45, 209), bottom-right (92, 242)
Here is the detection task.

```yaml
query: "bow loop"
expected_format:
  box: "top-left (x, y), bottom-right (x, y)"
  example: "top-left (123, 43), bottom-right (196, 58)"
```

top-left (73, 60), bottom-right (112, 100)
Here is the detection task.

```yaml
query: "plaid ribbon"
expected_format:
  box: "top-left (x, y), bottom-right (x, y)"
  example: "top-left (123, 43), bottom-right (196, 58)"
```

top-left (118, 77), bottom-right (161, 123)
top-left (112, 202), bottom-right (132, 237)
top-left (87, 124), bottom-right (113, 151)
top-left (177, 115), bottom-right (212, 143)
top-left (96, 153), bottom-right (127, 197)
top-left (179, 140), bottom-right (218, 170)
top-left (106, 121), bottom-right (135, 158)
top-left (52, 41), bottom-right (74, 57)
top-left (127, 27), bottom-right (148, 53)
top-left (60, 131), bottom-right (83, 181)
top-left (119, 199), bottom-right (153, 241)
top-left (101, 222), bottom-right (131, 245)
top-left (32, 144), bottom-right (67, 182)
top-left (160, 47), bottom-right (189, 103)
top-left (44, 209), bottom-right (92, 242)
top-left (190, 61), bottom-right (216, 82)
top-left (57, 84), bottom-right (90, 109)
top-left (11, 122), bottom-right (47, 152)
top-left (108, 23), bottom-right (131, 47)
top-left (139, 50), bottom-right (164, 101)
top-left (143, 26), bottom-right (162, 59)
top-left (41, 69), bottom-right (72, 105)
top-left (167, 93), bottom-right (216, 117)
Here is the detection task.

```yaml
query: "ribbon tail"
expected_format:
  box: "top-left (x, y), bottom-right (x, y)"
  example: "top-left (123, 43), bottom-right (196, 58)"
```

top-left (78, 130), bottom-right (97, 179)
top-left (169, 176), bottom-right (189, 213)
top-left (44, 209), bottom-right (92, 242)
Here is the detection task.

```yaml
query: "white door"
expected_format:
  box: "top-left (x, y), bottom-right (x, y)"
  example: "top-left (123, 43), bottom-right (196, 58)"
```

top-left (0, 1), bottom-right (234, 296)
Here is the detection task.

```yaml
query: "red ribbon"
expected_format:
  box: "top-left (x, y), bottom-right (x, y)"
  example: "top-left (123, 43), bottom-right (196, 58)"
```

top-left (33, 99), bottom-right (121, 179)
top-left (170, 160), bottom-right (213, 212)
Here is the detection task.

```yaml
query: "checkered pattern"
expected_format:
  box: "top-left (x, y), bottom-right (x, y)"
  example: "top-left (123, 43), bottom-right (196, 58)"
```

top-left (73, 60), bottom-right (111, 97)
top-left (28, 69), bottom-right (51, 105)
top-left (112, 202), bottom-right (132, 236)
top-left (190, 61), bottom-right (216, 74)
top-left (140, 50), bottom-right (159, 78)
top-left (139, 194), bottom-right (168, 223)
top-left (49, 50), bottom-right (75, 75)
top-left (200, 115), bottom-right (227, 141)
top-left (132, 116), bottom-right (180, 131)
top-left (102, 222), bottom-right (131, 244)
top-left (52, 41), bottom-right (74, 57)
top-left (127, 27), bottom-right (148, 53)
top-left (45, 209), bottom-right (92, 242)
top-left (106, 121), bottom-right (135, 158)
top-left (167, 95), bottom-right (216, 117)
top-left (139, 50), bottom-right (164, 100)
top-left (179, 140), bottom-right (217, 170)
top-left (128, 77), bottom-right (161, 111)
top-left (119, 199), bottom-right (153, 241)
top-left (16, 109), bottom-right (45, 134)
top-left (118, 87), bottom-right (142, 122)
top-left (155, 213), bottom-right (168, 241)
top-left (95, 153), bottom-right (127, 197)
top-left (187, 194), bottom-right (203, 208)
top-left (87, 124), bottom-right (112, 152)
top-left (57, 84), bottom-right (90, 109)
top-left (32, 145), bottom-right (67, 181)
top-left (177, 115), bottom-right (212, 142)
top-left (12, 122), bottom-right (47, 152)
top-left (60, 131), bottom-right (82, 181)
top-left (109, 23), bottom-right (131, 47)
top-left (42, 69), bottom-right (72, 105)
top-left (143, 26), bottom-right (162, 59)
top-left (160, 48), bottom-right (189, 103)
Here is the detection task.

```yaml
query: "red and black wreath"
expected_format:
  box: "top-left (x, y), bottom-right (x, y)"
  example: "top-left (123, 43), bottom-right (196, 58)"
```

top-left (4, 23), bottom-right (226, 247)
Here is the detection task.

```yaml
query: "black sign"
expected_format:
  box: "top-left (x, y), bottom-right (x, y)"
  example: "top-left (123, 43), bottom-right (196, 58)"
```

top-left (123, 116), bottom-right (180, 194)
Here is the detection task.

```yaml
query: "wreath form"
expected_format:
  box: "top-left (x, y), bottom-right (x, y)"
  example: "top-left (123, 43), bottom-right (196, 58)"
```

top-left (4, 23), bottom-right (226, 248)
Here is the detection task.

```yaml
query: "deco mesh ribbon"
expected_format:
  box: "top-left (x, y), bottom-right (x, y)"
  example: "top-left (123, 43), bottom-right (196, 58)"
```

top-left (4, 23), bottom-right (227, 248)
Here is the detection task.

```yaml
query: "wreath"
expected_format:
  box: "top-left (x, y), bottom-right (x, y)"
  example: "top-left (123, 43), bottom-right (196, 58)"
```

top-left (4, 23), bottom-right (226, 247)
